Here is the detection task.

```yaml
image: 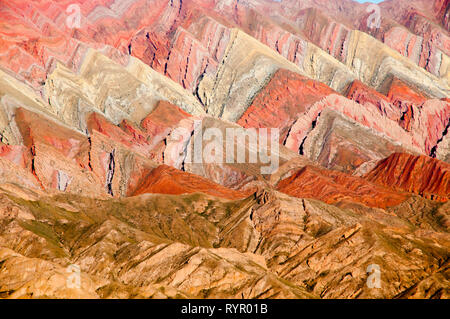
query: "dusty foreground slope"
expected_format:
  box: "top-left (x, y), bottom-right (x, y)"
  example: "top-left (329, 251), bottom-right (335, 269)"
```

top-left (0, 184), bottom-right (448, 299)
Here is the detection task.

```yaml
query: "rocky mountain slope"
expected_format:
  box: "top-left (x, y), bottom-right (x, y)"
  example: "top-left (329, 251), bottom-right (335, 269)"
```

top-left (0, 0), bottom-right (448, 299)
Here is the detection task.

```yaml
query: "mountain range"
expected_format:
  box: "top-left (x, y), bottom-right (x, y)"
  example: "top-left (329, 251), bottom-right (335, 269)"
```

top-left (0, 0), bottom-right (449, 299)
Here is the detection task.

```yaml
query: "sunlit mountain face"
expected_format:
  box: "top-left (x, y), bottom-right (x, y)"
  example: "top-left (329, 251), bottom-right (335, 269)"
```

top-left (0, 0), bottom-right (448, 299)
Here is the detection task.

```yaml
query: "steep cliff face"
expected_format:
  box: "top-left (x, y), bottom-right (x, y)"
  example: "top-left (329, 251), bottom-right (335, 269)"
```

top-left (0, 0), bottom-right (449, 300)
top-left (297, 108), bottom-right (409, 173)
top-left (1, 186), bottom-right (448, 299)
top-left (237, 69), bottom-right (336, 141)
top-left (1, 0), bottom-right (448, 96)
top-left (276, 165), bottom-right (409, 209)
top-left (131, 164), bottom-right (249, 199)
top-left (365, 153), bottom-right (450, 202)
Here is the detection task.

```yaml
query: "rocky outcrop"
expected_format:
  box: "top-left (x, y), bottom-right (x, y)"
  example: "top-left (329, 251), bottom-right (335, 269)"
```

top-left (365, 153), bottom-right (450, 202)
top-left (276, 165), bottom-right (409, 209)
top-left (285, 94), bottom-right (422, 156)
top-left (131, 165), bottom-right (249, 199)
top-left (0, 183), bottom-right (448, 299)
top-left (237, 69), bottom-right (335, 141)
top-left (183, 116), bottom-right (298, 189)
top-left (197, 28), bottom-right (304, 122)
top-left (285, 93), bottom-right (449, 168)
top-left (0, 0), bottom-right (449, 300)
top-left (299, 108), bottom-right (410, 173)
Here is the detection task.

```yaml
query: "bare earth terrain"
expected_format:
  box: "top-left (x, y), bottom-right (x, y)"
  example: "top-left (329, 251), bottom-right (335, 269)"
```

top-left (0, 0), bottom-right (448, 299)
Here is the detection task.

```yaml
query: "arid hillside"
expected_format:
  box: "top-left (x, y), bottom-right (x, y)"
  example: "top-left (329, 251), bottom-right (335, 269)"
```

top-left (0, 0), bottom-right (448, 299)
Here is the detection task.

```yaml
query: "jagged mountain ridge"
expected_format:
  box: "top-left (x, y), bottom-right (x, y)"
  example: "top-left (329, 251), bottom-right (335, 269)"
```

top-left (0, 0), bottom-right (449, 299)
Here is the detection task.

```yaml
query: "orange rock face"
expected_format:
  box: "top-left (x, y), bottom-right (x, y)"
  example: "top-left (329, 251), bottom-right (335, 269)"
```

top-left (87, 112), bottom-right (153, 157)
top-left (140, 100), bottom-right (196, 164)
top-left (238, 69), bottom-right (335, 140)
top-left (0, 143), bottom-right (31, 169)
top-left (387, 78), bottom-right (428, 106)
top-left (276, 165), bottom-right (409, 209)
top-left (15, 108), bottom-right (86, 162)
top-left (365, 153), bottom-right (450, 202)
top-left (140, 100), bottom-right (192, 138)
top-left (345, 80), bottom-right (402, 124)
top-left (132, 164), bottom-right (249, 200)
top-left (0, 0), bottom-right (449, 300)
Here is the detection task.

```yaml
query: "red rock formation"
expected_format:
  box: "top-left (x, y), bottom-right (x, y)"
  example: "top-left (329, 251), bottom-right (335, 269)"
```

top-left (13, 108), bottom-right (105, 195)
top-left (140, 100), bottom-right (195, 164)
top-left (387, 78), bottom-right (428, 106)
top-left (237, 69), bottom-right (335, 141)
top-left (14, 108), bottom-right (88, 165)
top-left (0, 0), bottom-right (449, 301)
top-left (141, 100), bottom-right (192, 137)
top-left (132, 164), bottom-right (249, 200)
top-left (276, 165), bottom-right (409, 209)
top-left (285, 88), bottom-right (449, 161)
top-left (119, 119), bottom-right (151, 147)
top-left (385, 78), bottom-right (428, 132)
top-left (365, 153), bottom-right (450, 202)
top-left (11, 108), bottom-right (160, 197)
top-left (87, 112), bottom-right (153, 157)
top-left (284, 94), bottom-right (423, 156)
top-left (346, 80), bottom-right (401, 123)
top-left (0, 143), bottom-right (31, 169)
top-left (347, 80), bottom-right (389, 105)
top-left (297, 7), bottom-right (351, 62)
